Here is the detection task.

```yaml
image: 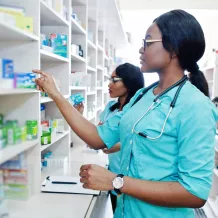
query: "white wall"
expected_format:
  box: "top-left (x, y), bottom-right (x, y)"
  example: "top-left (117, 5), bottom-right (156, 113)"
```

top-left (117, 9), bottom-right (218, 86)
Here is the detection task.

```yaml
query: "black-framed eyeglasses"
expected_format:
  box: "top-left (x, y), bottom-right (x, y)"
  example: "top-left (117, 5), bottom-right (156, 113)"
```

top-left (142, 39), bottom-right (162, 50)
top-left (108, 77), bottom-right (122, 84)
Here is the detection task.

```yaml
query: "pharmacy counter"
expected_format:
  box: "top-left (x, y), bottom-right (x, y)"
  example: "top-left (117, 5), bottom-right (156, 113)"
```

top-left (8, 145), bottom-right (112, 218)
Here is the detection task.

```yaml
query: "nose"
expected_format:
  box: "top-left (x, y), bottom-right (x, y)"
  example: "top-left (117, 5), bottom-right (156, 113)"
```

top-left (139, 46), bottom-right (144, 54)
top-left (108, 82), bottom-right (112, 88)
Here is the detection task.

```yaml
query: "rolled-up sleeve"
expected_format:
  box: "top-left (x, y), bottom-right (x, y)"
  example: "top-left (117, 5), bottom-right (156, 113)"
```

top-left (177, 100), bottom-right (217, 200)
top-left (97, 111), bottom-right (123, 149)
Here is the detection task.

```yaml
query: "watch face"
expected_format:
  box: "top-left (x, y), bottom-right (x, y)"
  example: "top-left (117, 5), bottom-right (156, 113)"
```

top-left (113, 177), bottom-right (124, 189)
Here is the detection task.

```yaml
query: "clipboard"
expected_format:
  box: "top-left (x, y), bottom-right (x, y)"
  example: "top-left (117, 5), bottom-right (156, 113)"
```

top-left (41, 176), bottom-right (100, 196)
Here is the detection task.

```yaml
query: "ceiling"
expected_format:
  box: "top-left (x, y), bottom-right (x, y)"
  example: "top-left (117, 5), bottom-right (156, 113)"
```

top-left (118, 0), bottom-right (218, 10)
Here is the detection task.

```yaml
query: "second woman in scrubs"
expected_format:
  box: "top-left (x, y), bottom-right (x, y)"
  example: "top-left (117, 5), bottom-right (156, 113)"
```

top-left (99, 63), bottom-right (144, 212)
top-left (33, 10), bottom-right (218, 218)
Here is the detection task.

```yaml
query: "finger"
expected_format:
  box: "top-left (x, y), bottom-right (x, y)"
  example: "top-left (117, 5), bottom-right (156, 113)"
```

top-left (80, 177), bottom-right (88, 183)
top-left (83, 184), bottom-right (89, 189)
top-left (80, 164), bottom-right (91, 172)
top-left (32, 69), bottom-right (48, 77)
top-left (79, 170), bottom-right (88, 178)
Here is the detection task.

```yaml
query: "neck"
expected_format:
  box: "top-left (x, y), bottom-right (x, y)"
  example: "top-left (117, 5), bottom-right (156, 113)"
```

top-left (157, 69), bottom-right (184, 91)
top-left (119, 94), bottom-right (128, 110)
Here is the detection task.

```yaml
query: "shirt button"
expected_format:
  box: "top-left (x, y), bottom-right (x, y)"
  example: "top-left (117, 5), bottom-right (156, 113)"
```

top-left (126, 166), bottom-right (129, 170)
top-left (130, 140), bottom-right (132, 144)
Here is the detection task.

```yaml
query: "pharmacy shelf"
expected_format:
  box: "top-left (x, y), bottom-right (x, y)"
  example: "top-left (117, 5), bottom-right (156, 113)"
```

top-left (104, 73), bottom-right (110, 78)
top-left (202, 65), bottom-right (215, 72)
top-left (40, 95), bottom-right (69, 103)
top-left (41, 130), bottom-right (69, 152)
top-left (88, 40), bottom-right (97, 50)
top-left (0, 89), bottom-right (38, 95)
top-left (104, 89), bottom-right (109, 94)
top-left (97, 66), bottom-right (104, 71)
top-left (214, 168), bottom-right (218, 178)
top-left (104, 55), bottom-right (109, 61)
top-left (71, 18), bottom-right (86, 35)
top-left (207, 197), bottom-right (218, 217)
top-left (87, 91), bottom-right (96, 95)
top-left (87, 66), bottom-right (97, 72)
top-left (40, 0), bottom-right (69, 26)
top-left (208, 80), bottom-right (214, 84)
top-left (96, 106), bottom-right (102, 112)
top-left (97, 44), bottom-right (104, 52)
top-left (40, 49), bottom-right (69, 63)
top-left (71, 53), bottom-right (86, 62)
top-left (70, 86), bottom-right (86, 90)
top-left (0, 21), bottom-right (39, 41)
top-left (0, 140), bottom-right (38, 165)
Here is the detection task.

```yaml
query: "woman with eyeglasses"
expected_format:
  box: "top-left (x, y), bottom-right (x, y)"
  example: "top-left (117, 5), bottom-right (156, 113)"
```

top-left (99, 63), bottom-right (144, 212)
top-left (33, 10), bottom-right (218, 218)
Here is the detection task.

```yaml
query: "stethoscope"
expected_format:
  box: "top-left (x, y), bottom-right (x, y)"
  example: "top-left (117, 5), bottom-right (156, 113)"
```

top-left (131, 75), bottom-right (188, 140)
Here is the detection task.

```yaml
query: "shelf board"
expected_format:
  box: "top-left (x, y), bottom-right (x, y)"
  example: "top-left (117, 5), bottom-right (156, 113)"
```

top-left (207, 197), bottom-right (218, 217)
top-left (70, 86), bottom-right (86, 90)
top-left (40, 50), bottom-right (69, 63)
top-left (41, 95), bottom-right (69, 103)
top-left (0, 21), bottom-right (39, 41)
top-left (208, 80), bottom-right (213, 84)
top-left (87, 91), bottom-right (96, 95)
top-left (71, 53), bottom-right (86, 63)
top-left (104, 55), bottom-right (109, 61)
top-left (202, 65), bottom-right (215, 72)
top-left (87, 66), bottom-right (97, 72)
top-left (96, 106), bottom-right (102, 112)
top-left (71, 18), bottom-right (87, 35)
top-left (0, 140), bottom-right (38, 165)
top-left (41, 131), bottom-right (69, 152)
top-left (40, 0), bottom-right (69, 26)
top-left (96, 87), bottom-right (103, 90)
top-left (88, 40), bottom-right (97, 50)
top-left (97, 66), bottom-right (104, 71)
top-left (97, 44), bottom-right (104, 52)
top-left (0, 89), bottom-right (38, 95)
top-left (104, 73), bottom-right (110, 78)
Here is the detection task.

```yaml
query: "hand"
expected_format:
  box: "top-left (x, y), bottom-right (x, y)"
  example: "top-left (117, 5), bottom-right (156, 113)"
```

top-left (74, 103), bottom-right (84, 114)
top-left (79, 164), bottom-right (116, 191)
top-left (32, 69), bottom-right (60, 99)
top-left (103, 143), bottom-right (120, 154)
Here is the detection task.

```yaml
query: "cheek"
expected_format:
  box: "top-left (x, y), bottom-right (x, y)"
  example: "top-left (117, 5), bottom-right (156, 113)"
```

top-left (113, 84), bottom-right (127, 96)
top-left (142, 47), bottom-right (170, 71)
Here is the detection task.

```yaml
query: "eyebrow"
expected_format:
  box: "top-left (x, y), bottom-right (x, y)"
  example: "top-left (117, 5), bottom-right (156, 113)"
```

top-left (145, 35), bottom-right (152, 39)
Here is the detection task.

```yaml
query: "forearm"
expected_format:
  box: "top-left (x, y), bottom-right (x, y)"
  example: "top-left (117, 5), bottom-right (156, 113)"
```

top-left (52, 92), bottom-right (105, 149)
top-left (121, 177), bottom-right (205, 208)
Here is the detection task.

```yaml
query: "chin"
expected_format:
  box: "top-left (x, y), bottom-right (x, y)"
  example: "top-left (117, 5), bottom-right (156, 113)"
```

top-left (110, 94), bottom-right (116, 99)
top-left (140, 65), bottom-right (148, 73)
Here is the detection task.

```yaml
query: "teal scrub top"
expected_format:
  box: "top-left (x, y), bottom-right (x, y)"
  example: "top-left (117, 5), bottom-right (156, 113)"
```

top-left (97, 81), bottom-right (218, 218)
top-left (99, 101), bottom-right (121, 175)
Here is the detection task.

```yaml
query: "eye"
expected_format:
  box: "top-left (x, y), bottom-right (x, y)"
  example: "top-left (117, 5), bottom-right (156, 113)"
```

top-left (146, 41), bottom-right (153, 47)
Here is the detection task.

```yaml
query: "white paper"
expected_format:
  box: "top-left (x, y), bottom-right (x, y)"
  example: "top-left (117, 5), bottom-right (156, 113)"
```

top-left (41, 176), bottom-right (100, 195)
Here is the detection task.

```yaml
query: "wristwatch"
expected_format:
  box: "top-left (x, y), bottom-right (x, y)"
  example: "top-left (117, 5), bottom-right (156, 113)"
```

top-left (112, 174), bottom-right (124, 194)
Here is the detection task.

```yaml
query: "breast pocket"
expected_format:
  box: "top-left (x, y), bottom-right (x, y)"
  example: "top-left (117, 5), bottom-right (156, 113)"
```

top-left (136, 99), bottom-right (176, 139)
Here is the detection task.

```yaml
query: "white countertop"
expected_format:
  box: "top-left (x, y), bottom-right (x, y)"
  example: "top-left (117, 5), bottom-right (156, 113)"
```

top-left (7, 145), bottom-right (109, 218)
